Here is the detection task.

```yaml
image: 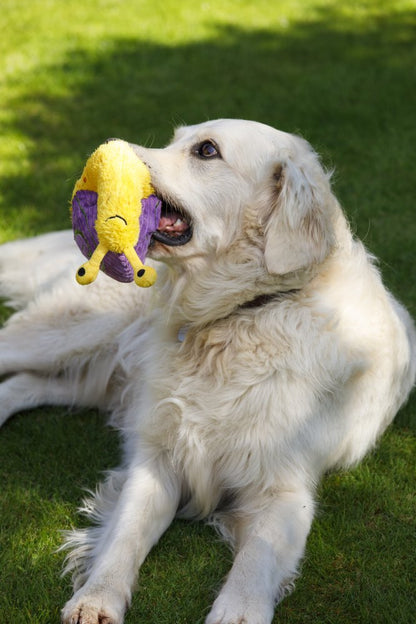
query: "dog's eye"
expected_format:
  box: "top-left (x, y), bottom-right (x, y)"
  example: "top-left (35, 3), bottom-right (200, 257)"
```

top-left (195, 140), bottom-right (220, 159)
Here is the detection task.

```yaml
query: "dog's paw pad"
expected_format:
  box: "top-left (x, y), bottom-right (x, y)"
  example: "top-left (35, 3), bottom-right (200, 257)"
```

top-left (61, 601), bottom-right (121, 624)
top-left (206, 596), bottom-right (272, 624)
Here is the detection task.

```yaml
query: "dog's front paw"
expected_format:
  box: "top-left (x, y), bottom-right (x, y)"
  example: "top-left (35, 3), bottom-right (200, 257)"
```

top-left (61, 590), bottom-right (125, 624)
top-left (205, 593), bottom-right (273, 624)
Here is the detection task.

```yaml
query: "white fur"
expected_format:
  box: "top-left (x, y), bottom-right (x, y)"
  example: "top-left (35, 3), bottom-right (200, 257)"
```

top-left (1, 119), bottom-right (415, 624)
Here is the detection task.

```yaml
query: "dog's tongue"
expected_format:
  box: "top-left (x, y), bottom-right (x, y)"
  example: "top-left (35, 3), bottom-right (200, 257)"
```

top-left (158, 212), bottom-right (189, 235)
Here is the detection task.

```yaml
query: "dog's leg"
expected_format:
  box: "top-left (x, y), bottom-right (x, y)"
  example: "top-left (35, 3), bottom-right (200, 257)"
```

top-left (0, 272), bottom-right (146, 380)
top-left (0, 372), bottom-right (104, 427)
top-left (0, 306), bottom-right (128, 378)
top-left (206, 488), bottom-right (315, 624)
top-left (0, 322), bottom-right (95, 377)
top-left (0, 231), bottom-right (77, 309)
top-left (61, 457), bottom-right (180, 624)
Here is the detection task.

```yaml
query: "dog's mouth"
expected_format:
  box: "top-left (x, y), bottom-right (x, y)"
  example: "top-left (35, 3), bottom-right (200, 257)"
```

top-left (152, 199), bottom-right (193, 246)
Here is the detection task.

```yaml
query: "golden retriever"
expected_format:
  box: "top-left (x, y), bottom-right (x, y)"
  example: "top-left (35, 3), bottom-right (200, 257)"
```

top-left (0, 119), bottom-right (415, 624)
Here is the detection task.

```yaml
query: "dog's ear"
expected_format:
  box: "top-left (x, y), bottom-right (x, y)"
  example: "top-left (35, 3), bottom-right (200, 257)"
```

top-left (264, 156), bottom-right (335, 275)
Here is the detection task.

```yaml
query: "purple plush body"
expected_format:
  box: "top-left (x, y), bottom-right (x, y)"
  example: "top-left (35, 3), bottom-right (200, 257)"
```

top-left (72, 191), bottom-right (162, 283)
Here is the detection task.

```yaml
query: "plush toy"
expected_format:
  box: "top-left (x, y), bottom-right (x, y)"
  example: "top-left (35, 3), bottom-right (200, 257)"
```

top-left (71, 139), bottom-right (161, 287)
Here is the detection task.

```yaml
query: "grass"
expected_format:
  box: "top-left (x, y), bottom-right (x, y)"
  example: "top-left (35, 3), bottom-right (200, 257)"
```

top-left (0, 0), bottom-right (415, 622)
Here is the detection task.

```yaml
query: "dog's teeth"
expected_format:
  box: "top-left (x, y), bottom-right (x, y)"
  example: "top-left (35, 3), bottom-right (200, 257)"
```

top-left (174, 218), bottom-right (184, 226)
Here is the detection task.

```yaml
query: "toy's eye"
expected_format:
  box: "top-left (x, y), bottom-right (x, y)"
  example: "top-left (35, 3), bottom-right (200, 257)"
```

top-left (196, 140), bottom-right (220, 159)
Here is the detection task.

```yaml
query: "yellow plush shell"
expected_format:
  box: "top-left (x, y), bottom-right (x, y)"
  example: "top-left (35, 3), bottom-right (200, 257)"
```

top-left (72, 140), bottom-right (158, 287)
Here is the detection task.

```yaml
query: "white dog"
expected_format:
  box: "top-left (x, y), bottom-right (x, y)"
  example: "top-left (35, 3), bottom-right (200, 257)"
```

top-left (0, 119), bottom-right (415, 624)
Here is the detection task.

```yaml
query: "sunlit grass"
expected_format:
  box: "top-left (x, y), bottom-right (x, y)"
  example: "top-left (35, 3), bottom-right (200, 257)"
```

top-left (0, 1), bottom-right (415, 622)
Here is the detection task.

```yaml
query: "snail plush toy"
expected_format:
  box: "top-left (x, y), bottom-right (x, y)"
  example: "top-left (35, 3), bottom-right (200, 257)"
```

top-left (71, 140), bottom-right (162, 287)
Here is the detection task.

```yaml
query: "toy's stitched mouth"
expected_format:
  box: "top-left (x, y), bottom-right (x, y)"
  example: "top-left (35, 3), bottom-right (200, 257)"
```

top-left (153, 199), bottom-right (193, 246)
top-left (107, 215), bottom-right (128, 226)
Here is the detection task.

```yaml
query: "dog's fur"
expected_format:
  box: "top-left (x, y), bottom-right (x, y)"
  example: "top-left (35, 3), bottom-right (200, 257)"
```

top-left (1, 119), bottom-right (415, 624)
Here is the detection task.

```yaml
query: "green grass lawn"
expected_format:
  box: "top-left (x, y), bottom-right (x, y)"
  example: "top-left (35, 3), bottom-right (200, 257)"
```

top-left (1, 1), bottom-right (415, 622)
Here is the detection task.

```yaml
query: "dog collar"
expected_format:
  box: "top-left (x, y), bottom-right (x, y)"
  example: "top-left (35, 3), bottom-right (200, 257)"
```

top-left (239, 289), bottom-right (299, 309)
top-left (176, 290), bottom-right (299, 342)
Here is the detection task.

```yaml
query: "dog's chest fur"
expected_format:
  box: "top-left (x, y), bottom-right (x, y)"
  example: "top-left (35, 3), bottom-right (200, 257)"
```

top-left (131, 299), bottom-right (351, 516)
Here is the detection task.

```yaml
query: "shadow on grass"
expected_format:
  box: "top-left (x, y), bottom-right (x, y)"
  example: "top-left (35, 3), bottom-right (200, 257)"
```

top-left (2, 7), bottom-right (416, 248)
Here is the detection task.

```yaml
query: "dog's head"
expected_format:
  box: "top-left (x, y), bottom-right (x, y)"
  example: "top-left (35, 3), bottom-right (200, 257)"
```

top-left (131, 119), bottom-right (339, 289)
